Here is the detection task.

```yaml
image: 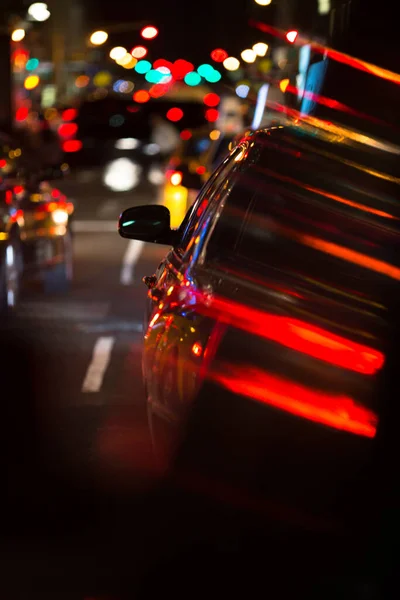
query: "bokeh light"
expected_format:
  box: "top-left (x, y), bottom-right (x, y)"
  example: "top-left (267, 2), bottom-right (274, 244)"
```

top-left (205, 109), bottom-right (219, 122)
top-left (253, 42), bottom-right (268, 56)
top-left (197, 64), bottom-right (214, 78)
top-left (110, 46), bottom-right (127, 60)
top-left (254, 0), bottom-right (272, 5)
top-left (203, 93), bottom-right (220, 107)
top-left (141, 26), bottom-right (158, 39)
top-left (90, 31), bottom-right (108, 45)
top-left (58, 123), bottom-right (78, 138)
top-left (133, 90), bottom-right (150, 103)
top-left (75, 75), bottom-right (89, 88)
top-left (184, 71), bottom-right (201, 86)
top-left (205, 70), bottom-right (221, 83)
top-left (28, 3), bottom-right (51, 22)
top-left (11, 29), bottom-right (25, 42)
top-left (93, 71), bottom-right (112, 86)
top-left (26, 58), bottom-right (39, 71)
top-left (210, 48), bottom-right (228, 62)
top-left (172, 59), bottom-right (194, 80)
top-left (149, 83), bottom-right (169, 98)
top-left (15, 107), bottom-right (29, 121)
top-left (241, 49), bottom-right (256, 63)
top-left (209, 129), bottom-right (221, 141)
top-left (236, 84), bottom-right (250, 98)
top-left (166, 108), bottom-right (184, 122)
top-left (62, 108), bottom-right (78, 121)
top-left (223, 57), bottom-right (240, 71)
top-left (279, 78), bottom-right (290, 92)
top-left (131, 46), bottom-right (147, 59)
top-left (24, 75), bottom-right (40, 90)
top-left (180, 129), bottom-right (192, 140)
top-left (135, 60), bottom-right (152, 74)
top-left (63, 140), bottom-right (82, 152)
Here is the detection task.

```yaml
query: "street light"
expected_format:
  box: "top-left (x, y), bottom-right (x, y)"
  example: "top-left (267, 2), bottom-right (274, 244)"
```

top-left (27, 3), bottom-right (51, 22)
top-left (90, 30), bottom-right (108, 45)
top-left (254, 0), bottom-right (272, 5)
top-left (11, 29), bottom-right (25, 42)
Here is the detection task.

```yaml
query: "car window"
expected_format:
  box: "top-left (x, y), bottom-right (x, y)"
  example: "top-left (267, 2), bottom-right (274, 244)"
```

top-left (176, 147), bottom-right (243, 255)
top-left (192, 144), bottom-right (263, 266)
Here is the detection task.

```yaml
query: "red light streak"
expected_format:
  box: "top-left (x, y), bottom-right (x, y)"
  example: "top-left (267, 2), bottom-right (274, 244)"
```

top-left (250, 19), bottom-right (400, 87)
top-left (196, 295), bottom-right (384, 375)
top-left (211, 364), bottom-right (377, 438)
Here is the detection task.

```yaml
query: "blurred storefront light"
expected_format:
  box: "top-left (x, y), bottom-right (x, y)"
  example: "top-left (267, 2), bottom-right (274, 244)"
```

top-left (11, 29), bottom-right (25, 42)
top-left (253, 42), bottom-right (268, 57)
top-left (241, 49), bottom-right (256, 63)
top-left (223, 57), bottom-right (240, 71)
top-left (90, 31), bottom-right (108, 45)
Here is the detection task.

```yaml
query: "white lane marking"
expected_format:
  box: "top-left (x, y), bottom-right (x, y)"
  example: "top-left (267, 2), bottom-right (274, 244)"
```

top-left (72, 220), bottom-right (117, 232)
top-left (120, 239), bottom-right (145, 285)
top-left (82, 336), bottom-right (115, 393)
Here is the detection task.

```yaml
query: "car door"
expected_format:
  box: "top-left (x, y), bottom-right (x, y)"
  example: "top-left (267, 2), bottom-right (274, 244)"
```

top-left (143, 146), bottom-right (248, 420)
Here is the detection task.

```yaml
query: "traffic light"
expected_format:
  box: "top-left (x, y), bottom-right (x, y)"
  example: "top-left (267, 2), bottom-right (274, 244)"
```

top-left (286, 30), bottom-right (298, 43)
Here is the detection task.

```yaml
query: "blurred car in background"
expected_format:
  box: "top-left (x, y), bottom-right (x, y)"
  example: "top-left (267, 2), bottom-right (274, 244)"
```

top-left (161, 127), bottom-right (236, 227)
top-left (0, 132), bottom-right (74, 313)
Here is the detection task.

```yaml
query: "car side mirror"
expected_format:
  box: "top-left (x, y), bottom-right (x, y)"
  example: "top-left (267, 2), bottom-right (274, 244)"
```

top-left (118, 204), bottom-right (174, 244)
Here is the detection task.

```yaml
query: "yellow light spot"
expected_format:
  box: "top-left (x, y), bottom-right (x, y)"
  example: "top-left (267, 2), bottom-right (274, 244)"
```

top-left (24, 75), bottom-right (40, 90)
top-left (279, 78), bottom-right (290, 93)
top-left (209, 129), bottom-right (220, 141)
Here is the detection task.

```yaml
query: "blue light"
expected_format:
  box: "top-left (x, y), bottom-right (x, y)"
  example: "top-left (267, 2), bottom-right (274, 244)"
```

top-left (235, 84), bottom-right (250, 98)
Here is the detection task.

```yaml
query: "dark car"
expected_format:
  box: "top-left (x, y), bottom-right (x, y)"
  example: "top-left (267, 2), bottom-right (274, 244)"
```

top-left (0, 133), bottom-right (74, 313)
top-left (119, 123), bottom-right (400, 536)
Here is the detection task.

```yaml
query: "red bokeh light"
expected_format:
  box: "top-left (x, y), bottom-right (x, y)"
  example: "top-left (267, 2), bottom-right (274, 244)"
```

top-left (171, 59), bottom-right (194, 80)
top-left (205, 108), bottom-right (219, 122)
top-left (153, 58), bottom-right (173, 71)
top-left (203, 93), bottom-right (220, 107)
top-left (141, 26), bottom-right (158, 40)
top-left (149, 83), bottom-right (169, 98)
top-left (180, 129), bottom-right (192, 140)
top-left (62, 108), bottom-right (78, 121)
top-left (210, 48), bottom-right (228, 63)
top-left (196, 165), bottom-right (206, 175)
top-left (127, 105), bottom-right (139, 112)
top-left (5, 190), bottom-right (12, 204)
top-left (51, 189), bottom-right (61, 198)
top-left (63, 140), bottom-right (82, 152)
top-left (166, 107), bottom-right (184, 122)
top-left (0, 159), bottom-right (7, 168)
top-left (133, 90), bottom-right (150, 103)
top-left (58, 123), bottom-right (78, 138)
top-left (15, 107), bottom-right (29, 121)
